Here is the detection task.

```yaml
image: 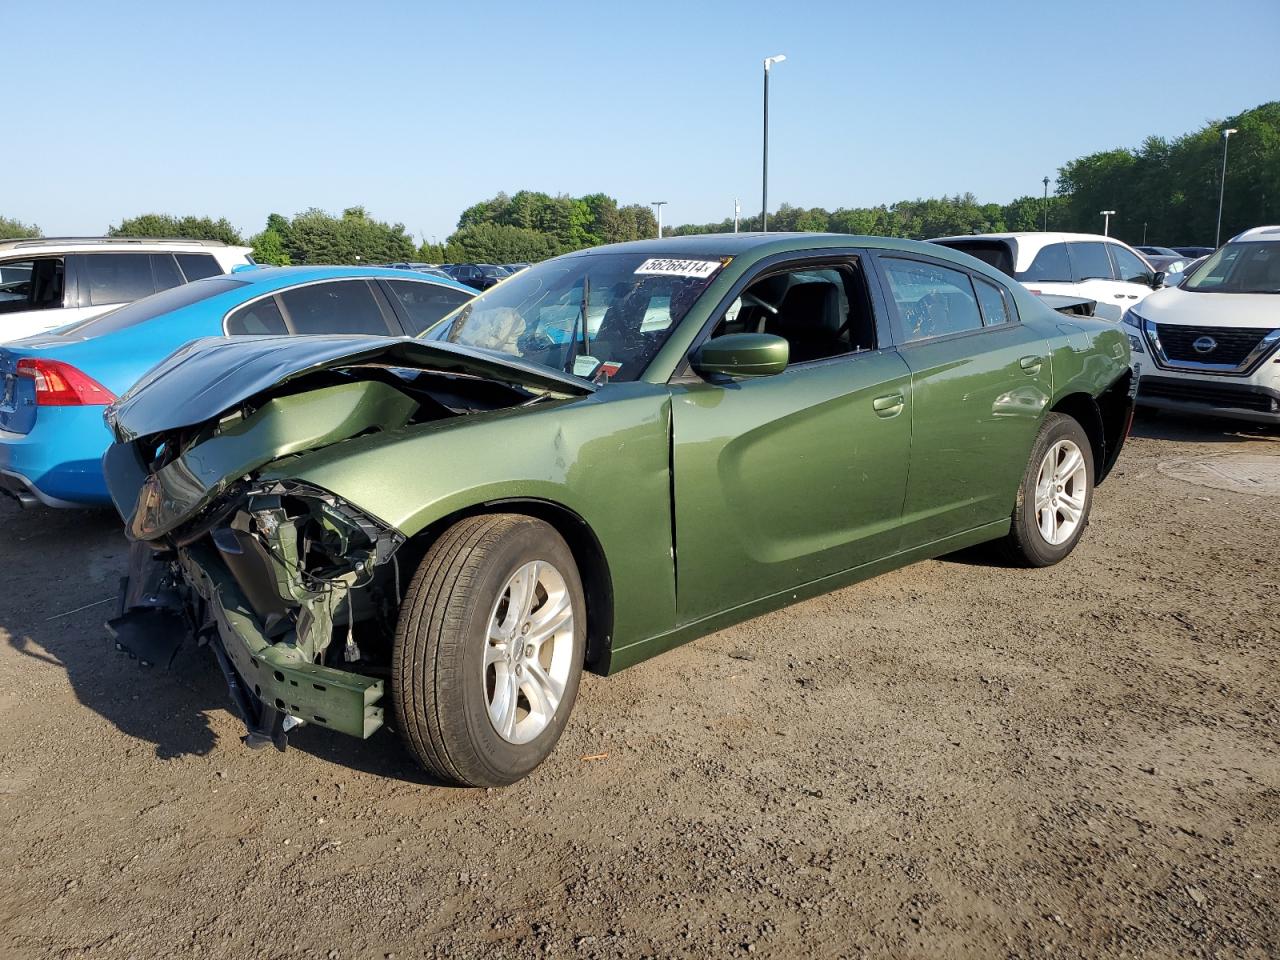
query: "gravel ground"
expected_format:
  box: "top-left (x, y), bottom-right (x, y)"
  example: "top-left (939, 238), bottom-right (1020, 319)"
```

top-left (1, 414), bottom-right (1277, 959)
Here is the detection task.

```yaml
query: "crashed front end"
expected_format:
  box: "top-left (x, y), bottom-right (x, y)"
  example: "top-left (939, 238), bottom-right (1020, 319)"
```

top-left (105, 381), bottom-right (412, 749)
top-left (100, 334), bottom-right (593, 751)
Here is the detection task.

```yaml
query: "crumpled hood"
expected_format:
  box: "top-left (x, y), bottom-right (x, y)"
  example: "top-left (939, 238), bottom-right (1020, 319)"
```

top-left (105, 334), bottom-right (593, 442)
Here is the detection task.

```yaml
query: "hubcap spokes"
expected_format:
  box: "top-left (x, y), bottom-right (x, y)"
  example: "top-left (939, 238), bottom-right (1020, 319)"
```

top-left (1034, 439), bottom-right (1087, 546)
top-left (484, 560), bottom-right (574, 744)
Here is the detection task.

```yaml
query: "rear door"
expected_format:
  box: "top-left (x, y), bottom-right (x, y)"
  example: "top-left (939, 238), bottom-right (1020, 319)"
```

top-left (874, 253), bottom-right (1051, 548)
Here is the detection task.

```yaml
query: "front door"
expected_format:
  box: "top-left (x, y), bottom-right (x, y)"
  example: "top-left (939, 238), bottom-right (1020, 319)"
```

top-left (669, 254), bottom-right (913, 626)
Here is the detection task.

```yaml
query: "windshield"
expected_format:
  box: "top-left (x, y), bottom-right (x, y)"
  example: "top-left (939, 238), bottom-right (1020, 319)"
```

top-left (1183, 241), bottom-right (1280, 294)
top-left (423, 251), bottom-right (727, 382)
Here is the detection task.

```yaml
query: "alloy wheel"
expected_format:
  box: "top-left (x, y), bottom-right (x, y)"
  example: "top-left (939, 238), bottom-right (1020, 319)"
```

top-left (483, 560), bottom-right (575, 744)
top-left (1034, 439), bottom-right (1088, 546)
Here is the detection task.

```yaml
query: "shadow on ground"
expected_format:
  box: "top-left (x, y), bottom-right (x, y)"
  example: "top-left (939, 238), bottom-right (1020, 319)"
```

top-left (1130, 409), bottom-right (1279, 444)
top-left (0, 500), bottom-right (446, 786)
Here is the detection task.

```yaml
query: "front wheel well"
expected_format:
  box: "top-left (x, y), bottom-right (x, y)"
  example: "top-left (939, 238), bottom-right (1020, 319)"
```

top-left (397, 500), bottom-right (615, 675)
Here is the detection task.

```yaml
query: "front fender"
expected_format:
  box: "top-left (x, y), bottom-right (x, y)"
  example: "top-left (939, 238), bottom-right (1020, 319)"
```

top-left (262, 383), bottom-right (676, 651)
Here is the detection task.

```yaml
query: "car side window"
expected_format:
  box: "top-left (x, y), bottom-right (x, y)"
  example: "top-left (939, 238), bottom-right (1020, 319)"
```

top-left (973, 277), bottom-right (1014, 326)
top-left (386, 279), bottom-right (473, 335)
top-left (82, 253), bottom-right (155, 306)
top-left (0, 257), bottom-right (64, 314)
top-left (176, 253), bottom-right (222, 281)
top-left (226, 296), bottom-right (288, 335)
top-left (1070, 242), bottom-right (1115, 282)
top-left (1109, 244), bottom-right (1154, 284)
top-left (1016, 243), bottom-right (1072, 282)
top-left (278, 280), bottom-right (394, 335)
top-left (881, 259), bottom-right (983, 342)
top-left (710, 261), bottom-right (877, 364)
top-left (151, 254), bottom-right (184, 292)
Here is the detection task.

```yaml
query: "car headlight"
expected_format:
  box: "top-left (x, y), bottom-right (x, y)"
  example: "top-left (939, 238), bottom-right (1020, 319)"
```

top-left (1121, 308), bottom-right (1146, 355)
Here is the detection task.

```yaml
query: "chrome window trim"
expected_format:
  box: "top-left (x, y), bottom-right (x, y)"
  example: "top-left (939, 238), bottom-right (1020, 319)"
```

top-left (1142, 319), bottom-right (1280, 377)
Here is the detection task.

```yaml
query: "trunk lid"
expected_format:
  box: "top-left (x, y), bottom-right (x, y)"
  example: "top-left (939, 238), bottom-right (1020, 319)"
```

top-left (106, 333), bottom-right (594, 443)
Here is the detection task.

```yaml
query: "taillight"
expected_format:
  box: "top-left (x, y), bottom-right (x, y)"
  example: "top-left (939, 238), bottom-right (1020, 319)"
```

top-left (16, 358), bottom-right (116, 406)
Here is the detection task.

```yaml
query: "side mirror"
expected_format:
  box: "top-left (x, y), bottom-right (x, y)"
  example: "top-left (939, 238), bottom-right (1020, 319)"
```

top-left (692, 332), bottom-right (789, 379)
top-left (1151, 270), bottom-right (1166, 289)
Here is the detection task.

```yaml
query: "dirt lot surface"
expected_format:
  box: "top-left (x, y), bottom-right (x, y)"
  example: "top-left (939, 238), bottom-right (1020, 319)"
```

top-left (1, 415), bottom-right (1277, 959)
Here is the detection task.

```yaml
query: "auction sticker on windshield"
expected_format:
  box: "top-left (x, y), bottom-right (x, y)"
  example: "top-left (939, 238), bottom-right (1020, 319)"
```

top-left (634, 258), bottom-right (723, 279)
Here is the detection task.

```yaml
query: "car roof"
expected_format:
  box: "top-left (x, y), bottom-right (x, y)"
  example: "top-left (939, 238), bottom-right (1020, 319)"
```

top-left (556, 232), bottom-right (938, 260)
top-left (0, 236), bottom-right (251, 255)
top-left (227, 264), bottom-right (473, 293)
top-left (932, 231), bottom-right (1124, 245)
top-left (1230, 225), bottom-right (1280, 242)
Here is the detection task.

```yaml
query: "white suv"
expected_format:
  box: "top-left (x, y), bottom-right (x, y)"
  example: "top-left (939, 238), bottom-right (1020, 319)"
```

top-left (1125, 226), bottom-right (1280, 426)
top-left (0, 237), bottom-right (253, 343)
top-left (929, 232), bottom-right (1163, 321)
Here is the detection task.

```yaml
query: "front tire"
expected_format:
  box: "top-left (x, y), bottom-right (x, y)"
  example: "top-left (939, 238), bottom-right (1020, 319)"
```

top-left (1001, 413), bottom-right (1095, 567)
top-left (392, 514), bottom-right (586, 787)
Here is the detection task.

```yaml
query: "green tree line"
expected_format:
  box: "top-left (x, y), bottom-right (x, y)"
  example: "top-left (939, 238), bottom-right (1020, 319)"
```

top-left (5, 101), bottom-right (1275, 261)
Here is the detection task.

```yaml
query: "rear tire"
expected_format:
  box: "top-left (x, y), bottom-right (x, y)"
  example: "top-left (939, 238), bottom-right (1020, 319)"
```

top-left (392, 514), bottom-right (586, 787)
top-left (1000, 413), bottom-right (1095, 567)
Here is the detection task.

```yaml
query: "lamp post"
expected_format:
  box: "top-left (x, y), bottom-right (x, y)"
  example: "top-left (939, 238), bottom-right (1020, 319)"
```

top-left (1042, 176), bottom-right (1050, 231)
top-left (1100, 210), bottom-right (1116, 237)
top-left (651, 201), bottom-right (667, 239)
top-left (1216, 127), bottom-right (1238, 248)
top-left (734, 198), bottom-right (741, 233)
top-left (762, 54), bottom-right (786, 232)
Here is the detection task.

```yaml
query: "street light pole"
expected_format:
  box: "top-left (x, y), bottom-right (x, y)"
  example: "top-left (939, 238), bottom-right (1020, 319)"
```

top-left (1216, 127), bottom-right (1238, 248)
top-left (1042, 176), bottom-right (1050, 231)
top-left (762, 54), bottom-right (786, 232)
top-left (1100, 210), bottom-right (1116, 237)
top-left (734, 198), bottom-right (741, 233)
top-left (651, 201), bottom-right (667, 240)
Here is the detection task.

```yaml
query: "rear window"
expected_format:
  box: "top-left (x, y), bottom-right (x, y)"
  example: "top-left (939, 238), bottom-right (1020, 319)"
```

top-left (226, 296), bottom-right (288, 335)
top-left (176, 253), bottom-right (222, 281)
top-left (83, 253), bottom-right (155, 306)
top-left (1016, 243), bottom-right (1072, 283)
top-left (930, 239), bottom-right (1014, 277)
top-left (63, 278), bottom-right (247, 336)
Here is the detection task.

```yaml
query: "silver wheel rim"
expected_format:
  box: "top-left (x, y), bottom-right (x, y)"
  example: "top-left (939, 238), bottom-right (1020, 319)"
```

top-left (483, 560), bottom-right (575, 744)
top-left (1034, 438), bottom-right (1088, 546)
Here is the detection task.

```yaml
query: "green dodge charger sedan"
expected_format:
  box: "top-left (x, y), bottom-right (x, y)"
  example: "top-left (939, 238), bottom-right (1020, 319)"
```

top-left (104, 233), bottom-right (1135, 786)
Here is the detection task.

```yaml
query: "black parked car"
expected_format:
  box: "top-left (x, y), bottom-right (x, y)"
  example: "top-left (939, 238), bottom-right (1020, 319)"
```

top-left (447, 263), bottom-right (510, 291)
top-left (1172, 246), bottom-right (1213, 260)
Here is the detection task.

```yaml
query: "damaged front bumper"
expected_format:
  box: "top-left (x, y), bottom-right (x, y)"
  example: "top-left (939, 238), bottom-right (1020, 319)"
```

top-left (176, 543), bottom-right (385, 739)
top-left (108, 480), bottom-right (403, 749)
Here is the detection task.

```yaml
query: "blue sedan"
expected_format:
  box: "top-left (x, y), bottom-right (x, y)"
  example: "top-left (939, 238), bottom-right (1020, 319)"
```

top-left (0, 265), bottom-right (474, 508)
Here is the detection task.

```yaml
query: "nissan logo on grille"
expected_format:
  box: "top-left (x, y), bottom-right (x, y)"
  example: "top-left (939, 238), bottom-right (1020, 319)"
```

top-left (1192, 335), bottom-right (1218, 354)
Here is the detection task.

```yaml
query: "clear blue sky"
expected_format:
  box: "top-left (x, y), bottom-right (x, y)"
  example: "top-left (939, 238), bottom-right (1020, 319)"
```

top-left (8, 0), bottom-right (1279, 242)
